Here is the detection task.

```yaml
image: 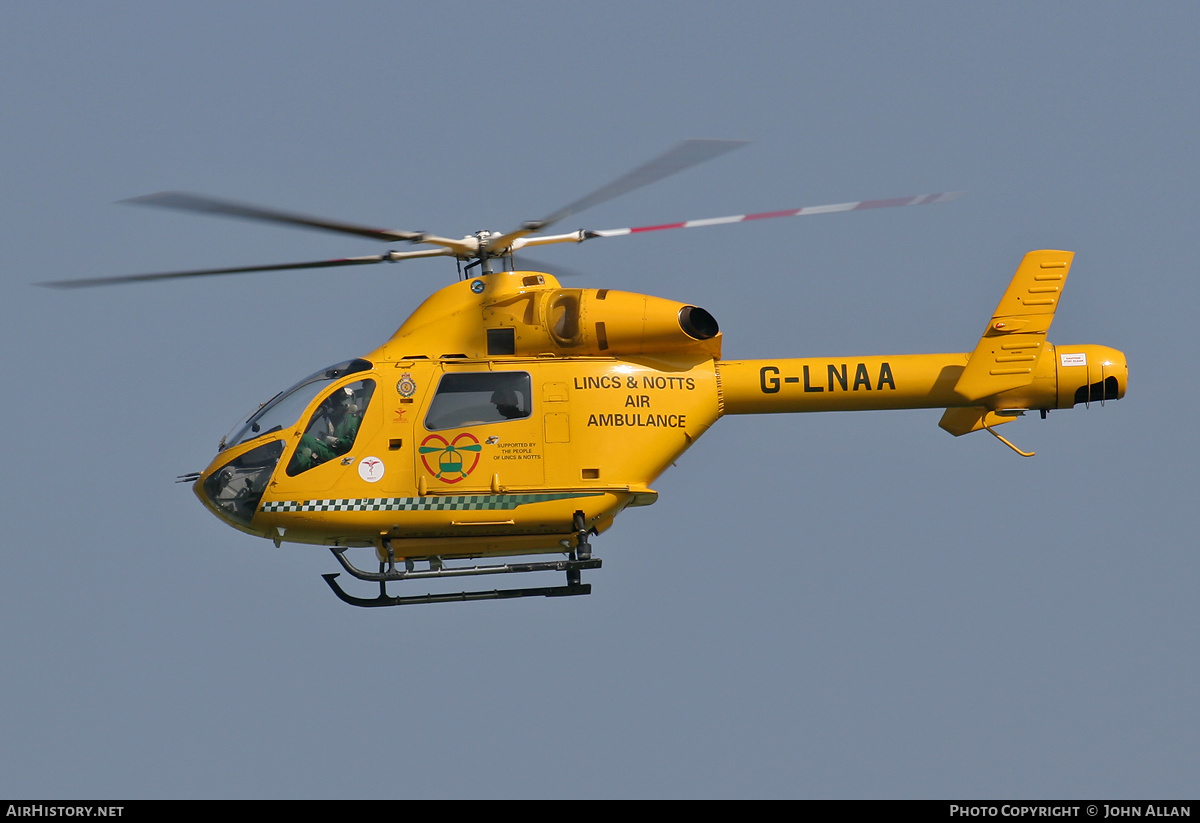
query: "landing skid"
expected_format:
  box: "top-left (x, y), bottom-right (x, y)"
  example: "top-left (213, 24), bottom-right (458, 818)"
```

top-left (322, 573), bottom-right (594, 607)
top-left (321, 510), bottom-right (600, 607)
top-left (322, 552), bottom-right (600, 607)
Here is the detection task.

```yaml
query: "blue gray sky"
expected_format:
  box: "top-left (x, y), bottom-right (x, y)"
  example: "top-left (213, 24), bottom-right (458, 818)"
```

top-left (2, 1), bottom-right (1197, 799)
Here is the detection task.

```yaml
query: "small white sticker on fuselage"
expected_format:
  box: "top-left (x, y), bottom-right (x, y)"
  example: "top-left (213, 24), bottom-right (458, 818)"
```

top-left (1060, 353), bottom-right (1087, 367)
top-left (358, 457), bottom-right (385, 483)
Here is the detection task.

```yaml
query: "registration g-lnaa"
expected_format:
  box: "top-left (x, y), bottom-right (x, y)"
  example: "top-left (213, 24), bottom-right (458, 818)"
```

top-left (48, 142), bottom-right (1126, 607)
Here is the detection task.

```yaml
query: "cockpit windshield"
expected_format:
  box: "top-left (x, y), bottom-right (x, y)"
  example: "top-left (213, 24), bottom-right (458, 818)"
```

top-left (222, 359), bottom-right (373, 450)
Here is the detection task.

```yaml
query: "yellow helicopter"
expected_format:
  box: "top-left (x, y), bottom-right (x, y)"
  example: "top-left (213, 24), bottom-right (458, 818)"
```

top-left (47, 141), bottom-right (1127, 607)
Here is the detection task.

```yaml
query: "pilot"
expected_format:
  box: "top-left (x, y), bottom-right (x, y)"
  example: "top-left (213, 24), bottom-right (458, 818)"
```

top-left (295, 389), bottom-right (363, 470)
top-left (490, 388), bottom-right (524, 420)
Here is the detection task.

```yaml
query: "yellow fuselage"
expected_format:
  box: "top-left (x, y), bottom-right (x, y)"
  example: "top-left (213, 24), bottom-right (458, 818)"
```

top-left (194, 268), bottom-right (1126, 563)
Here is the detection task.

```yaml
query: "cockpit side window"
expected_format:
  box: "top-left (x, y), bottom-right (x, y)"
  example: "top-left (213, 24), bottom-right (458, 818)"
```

top-left (224, 358), bottom-right (372, 450)
top-left (286, 379), bottom-right (375, 476)
top-left (424, 372), bottom-right (532, 431)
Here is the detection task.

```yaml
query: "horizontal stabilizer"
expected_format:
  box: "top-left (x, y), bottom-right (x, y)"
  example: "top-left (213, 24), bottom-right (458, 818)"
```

top-left (953, 250), bottom-right (1074, 402)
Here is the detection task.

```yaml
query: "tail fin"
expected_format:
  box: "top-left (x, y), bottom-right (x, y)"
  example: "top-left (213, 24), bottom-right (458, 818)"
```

top-left (950, 250), bottom-right (1073, 403)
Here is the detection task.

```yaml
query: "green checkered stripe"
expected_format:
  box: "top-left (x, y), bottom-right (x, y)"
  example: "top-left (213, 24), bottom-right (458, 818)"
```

top-left (261, 491), bottom-right (601, 514)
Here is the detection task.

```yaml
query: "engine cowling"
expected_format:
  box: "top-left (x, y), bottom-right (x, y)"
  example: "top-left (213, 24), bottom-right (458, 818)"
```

top-left (541, 288), bottom-right (721, 358)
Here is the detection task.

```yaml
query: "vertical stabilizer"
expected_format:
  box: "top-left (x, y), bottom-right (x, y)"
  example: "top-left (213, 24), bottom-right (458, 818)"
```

top-left (951, 250), bottom-right (1073, 403)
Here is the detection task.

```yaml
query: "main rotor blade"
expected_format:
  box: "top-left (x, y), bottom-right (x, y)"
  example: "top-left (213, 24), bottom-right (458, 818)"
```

top-left (538, 139), bottom-right (750, 227)
top-left (40, 249), bottom-right (453, 289)
top-left (124, 192), bottom-right (427, 244)
top-left (581, 191), bottom-right (964, 239)
top-left (484, 139), bottom-right (748, 254)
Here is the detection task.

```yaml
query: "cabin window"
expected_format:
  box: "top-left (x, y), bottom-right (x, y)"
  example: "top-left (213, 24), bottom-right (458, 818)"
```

top-left (424, 372), bottom-right (532, 431)
top-left (286, 379), bottom-right (376, 476)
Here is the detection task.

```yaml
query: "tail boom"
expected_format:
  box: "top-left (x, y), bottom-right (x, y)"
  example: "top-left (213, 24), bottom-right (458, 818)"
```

top-left (716, 344), bottom-right (1126, 417)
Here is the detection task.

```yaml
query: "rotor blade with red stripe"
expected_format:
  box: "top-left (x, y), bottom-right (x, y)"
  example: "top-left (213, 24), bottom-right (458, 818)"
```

top-left (483, 139), bottom-right (748, 255)
top-left (583, 191), bottom-right (963, 239)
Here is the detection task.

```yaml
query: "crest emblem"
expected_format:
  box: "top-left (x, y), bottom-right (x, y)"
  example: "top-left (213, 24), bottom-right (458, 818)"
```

top-left (396, 373), bottom-right (417, 398)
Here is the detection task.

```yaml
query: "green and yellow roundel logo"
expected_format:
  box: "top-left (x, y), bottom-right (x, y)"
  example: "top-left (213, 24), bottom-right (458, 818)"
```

top-left (419, 432), bottom-right (482, 483)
